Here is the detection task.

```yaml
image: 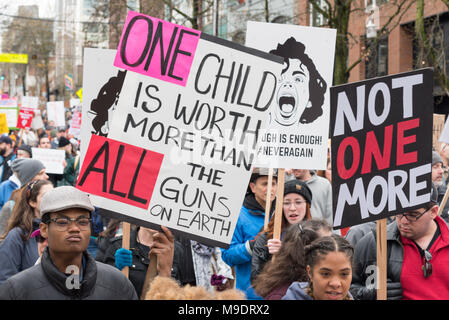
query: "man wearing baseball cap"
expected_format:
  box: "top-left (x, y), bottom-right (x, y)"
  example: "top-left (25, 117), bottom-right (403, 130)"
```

top-left (221, 167), bottom-right (278, 300)
top-left (0, 186), bottom-right (139, 299)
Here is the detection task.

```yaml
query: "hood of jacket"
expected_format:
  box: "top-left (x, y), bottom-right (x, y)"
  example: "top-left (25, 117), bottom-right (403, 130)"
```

top-left (41, 248), bottom-right (97, 299)
top-left (243, 193), bottom-right (276, 216)
top-left (283, 281), bottom-right (355, 300)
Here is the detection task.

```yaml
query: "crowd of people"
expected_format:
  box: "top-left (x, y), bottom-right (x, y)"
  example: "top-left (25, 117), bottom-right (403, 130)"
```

top-left (0, 102), bottom-right (447, 300)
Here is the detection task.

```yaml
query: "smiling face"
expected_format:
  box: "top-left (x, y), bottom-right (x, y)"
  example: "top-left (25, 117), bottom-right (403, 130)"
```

top-left (273, 58), bottom-right (310, 126)
top-left (307, 251), bottom-right (352, 300)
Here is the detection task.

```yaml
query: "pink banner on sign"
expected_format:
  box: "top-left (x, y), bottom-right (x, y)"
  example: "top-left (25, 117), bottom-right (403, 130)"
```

top-left (114, 11), bottom-right (201, 87)
top-left (1, 94), bottom-right (9, 100)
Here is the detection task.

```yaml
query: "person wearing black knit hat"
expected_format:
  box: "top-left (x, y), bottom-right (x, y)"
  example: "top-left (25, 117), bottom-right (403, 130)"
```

top-left (250, 178), bottom-right (314, 287)
top-left (17, 144), bottom-right (32, 159)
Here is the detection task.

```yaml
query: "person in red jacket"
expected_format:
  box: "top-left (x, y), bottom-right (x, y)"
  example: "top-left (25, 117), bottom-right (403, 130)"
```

top-left (351, 182), bottom-right (449, 300)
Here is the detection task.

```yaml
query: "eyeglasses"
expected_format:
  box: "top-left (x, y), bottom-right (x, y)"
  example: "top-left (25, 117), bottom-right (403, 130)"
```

top-left (47, 217), bottom-right (92, 231)
top-left (283, 200), bottom-right (306, 207)
top-left (396, 207), bottom-right (431, 222)
top-left (422, 250), bottom-right (433, 278)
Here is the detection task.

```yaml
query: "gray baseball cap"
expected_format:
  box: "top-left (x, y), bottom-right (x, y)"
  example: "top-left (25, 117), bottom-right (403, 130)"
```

top-left (40, 186), bottom-right (94, 221)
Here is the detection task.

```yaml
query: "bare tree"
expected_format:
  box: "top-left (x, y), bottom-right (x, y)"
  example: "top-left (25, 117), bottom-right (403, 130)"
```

top-left (309, 0), bottom-right (415, 85)
top-left (414, 0), bottom-right (449, 96)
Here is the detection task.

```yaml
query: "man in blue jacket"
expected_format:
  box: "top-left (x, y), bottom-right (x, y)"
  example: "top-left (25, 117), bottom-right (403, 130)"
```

top-left (221, 168), bottom-right (277, 299)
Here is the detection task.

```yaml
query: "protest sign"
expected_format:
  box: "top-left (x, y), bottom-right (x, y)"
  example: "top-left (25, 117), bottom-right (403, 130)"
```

top-left (76, 88), bottom-right (83, 102)
top-left (31, 115), bottom-right (44, 130)
top-left (0, 114), bottom-right (8, 134)
top-left (246, 22), bottom-right (336, 169)
top-left (47, 101), bottom-right (65, 127)
top-left (330, 68), bottom-right (434, 230)
top-left (77, 12), bottom-right (283, 248)
top-left (70, 98), bottom-right (81, 110)
top-left (68, 110), bottom-right (82, 137)
top-left (17, 108), bottom-right (34, 129)
top-left (21, 96), bottom-right (39, 110)
top-left (80, 48), bottom-right (126, 168)
top-left (0, 99), bottom-right (18, 128)
top-left (32, 148), bottom-right (66, 174)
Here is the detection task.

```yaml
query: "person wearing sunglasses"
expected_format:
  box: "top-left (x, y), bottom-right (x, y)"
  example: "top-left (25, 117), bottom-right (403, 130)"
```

top-left (351, 182), bottom-right (449, 300)
top-left (0, 186), bottom-right (139, 300)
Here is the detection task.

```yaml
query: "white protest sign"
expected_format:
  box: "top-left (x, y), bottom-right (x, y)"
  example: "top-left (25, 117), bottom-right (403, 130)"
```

top-left (70, 98), bottom-right (81, 110)
top-left (439, 116), bottom-right (449, 144)
top-left (46, 101), bottom-right (66, 127)
top-left (76, 12), bottom-right (283, 248)
top-left (31, 115), bottom-right (44, 130)
top-left (79, 48), bottom-right (126, 168)
top-left (0, 99), bottom-right (18, 128)
top-left (32, 148), bottom-right (65, 174)
top-left (246, 22), bottom-right (336, 170)
top-left (21, 96), bottom-right (39, 109)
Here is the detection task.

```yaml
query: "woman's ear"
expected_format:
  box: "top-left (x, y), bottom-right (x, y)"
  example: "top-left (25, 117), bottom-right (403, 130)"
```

top-left (306, 265), bottom-right (312, 280)
top-left (29, 200), bottom-right (37, 210)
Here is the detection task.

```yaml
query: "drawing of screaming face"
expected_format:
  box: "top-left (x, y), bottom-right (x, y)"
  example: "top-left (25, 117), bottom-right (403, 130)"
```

top-left (274, 58), bottom-right (311, 126)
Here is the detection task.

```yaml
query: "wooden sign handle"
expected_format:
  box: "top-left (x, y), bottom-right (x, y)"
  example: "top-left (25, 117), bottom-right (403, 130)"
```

top-left (121, 222), bottom-right (131, 278)
top-left (18, 129), bottom-right (24, 147)
top-left (140, 253), bottom-right (158, 300)
top-left (264, 168), bottom-right (274, 232)
top-left (376, 219), bottom-right (387, 300)
top-left (438, 186), bottom-right (449, 217)
top-left (273, 168), bottom-right (285, 240)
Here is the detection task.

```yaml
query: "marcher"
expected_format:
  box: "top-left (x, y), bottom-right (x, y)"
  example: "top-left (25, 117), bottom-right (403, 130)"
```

top-left (0, 180), bottom-right (53, 285)
top-left (431, 151), bottom-right (449, 222)
top-left (0, 135), bottom-right (16, 183)
top-left (221, 168), bottom-right (277, 300)
top-left (251, 179), bottom-right (312, 283)
top-left (16, 144), bottom-right (32, 159)
top-left (95, 219), bottom-right (121, 262)
top-left (291, 169), bottom-right (334, 228)
top-left (282, 234), bottom-right (354, 300)
top-left (56, 137), bottom-right (72, 186)
top-left (0, 186), bottom-right (140, 299)
top-left (0, 158), bottom-right (48, 208)
top-left (101, 225), bottom-right (180, 297)
top-left (253, 219), bottom-right (332, 299)
top-left (351, 183), bottom-right (449, 300)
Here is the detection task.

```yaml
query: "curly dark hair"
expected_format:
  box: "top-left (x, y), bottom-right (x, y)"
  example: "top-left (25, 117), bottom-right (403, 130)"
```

top-left (253, 219), bottom-right (330, 298)
top-left (270, 37), bottom-right (327, 123)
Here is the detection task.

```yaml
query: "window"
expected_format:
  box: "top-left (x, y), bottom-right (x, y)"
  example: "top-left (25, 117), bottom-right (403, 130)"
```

top-left (365, 0), bottom-right (389, 13)
top-left (365, 36), bottom-right (388, 79)
top-left (309, 0), bottom-right (328, 27)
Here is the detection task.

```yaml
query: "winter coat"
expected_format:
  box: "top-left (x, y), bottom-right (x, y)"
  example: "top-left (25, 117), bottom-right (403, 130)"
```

top-left (264, 282), bottom-right (291, 300)
top-left (350, 217), bottom-right (449, 300)
top-left (0, 248), bottom-right (138, 300)
top-left (101, 228), bottom-right (193, 297)
top-left (303, 172), bottom-right (333, 226)
top-left (0, 178), bottom-right (18, 209)
top-left (0, 153), bottom-right (16, 183)
top-left (250, 232), bottom-right (270, 285)
top-left (283, 281), bottom-right (354, 300)
top-left (0, 221), bottom-right (39, 286)
top-left (221, 193), bottom-right (275, 300)
top-left (0, 200), bottom-right (14, 238)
